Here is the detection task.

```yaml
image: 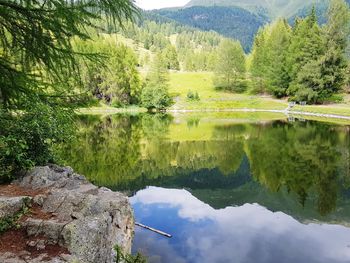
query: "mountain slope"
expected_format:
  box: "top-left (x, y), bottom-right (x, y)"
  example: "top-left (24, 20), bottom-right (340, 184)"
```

top-left (155, 6), bottom-right (268, 52)
top-left (185, 0), bottom-right (334, 19)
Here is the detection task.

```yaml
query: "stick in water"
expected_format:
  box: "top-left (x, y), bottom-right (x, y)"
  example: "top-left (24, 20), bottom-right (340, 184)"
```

top-left (135, 222), bottom-right (172, 238)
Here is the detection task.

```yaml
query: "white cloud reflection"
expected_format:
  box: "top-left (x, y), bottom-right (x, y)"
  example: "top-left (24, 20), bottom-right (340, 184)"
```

top-left (131, 187), bottom-right (350, 263)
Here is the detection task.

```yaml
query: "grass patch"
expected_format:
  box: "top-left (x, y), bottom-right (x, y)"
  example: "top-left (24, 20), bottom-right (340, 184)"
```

top-left (167, 112), bottom-right (286, 142)
top-left (77, 105), bottom-right (147, 115)
top-left (293, 105), bottom-right (350, 117)
top-left (169, 72), bottom-right (287, 110)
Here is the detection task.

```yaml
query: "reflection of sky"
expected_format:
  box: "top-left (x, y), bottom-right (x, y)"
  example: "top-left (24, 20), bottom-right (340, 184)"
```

top-left (131, 187), bottom-right (350, 263)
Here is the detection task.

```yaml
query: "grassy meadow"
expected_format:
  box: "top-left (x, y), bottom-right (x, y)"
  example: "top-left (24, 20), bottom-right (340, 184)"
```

top-left (168, 72), bottom-right (288, 110)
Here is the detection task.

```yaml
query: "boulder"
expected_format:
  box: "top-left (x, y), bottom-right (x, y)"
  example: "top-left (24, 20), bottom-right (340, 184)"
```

top-left (0, 165), bottom-right (134, 263)
top-left (0, 196), bottom-right (31, 219)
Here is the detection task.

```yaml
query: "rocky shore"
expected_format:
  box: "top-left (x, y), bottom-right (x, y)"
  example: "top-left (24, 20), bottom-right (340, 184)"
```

top-left (0, 165), bottom-right (134, 263)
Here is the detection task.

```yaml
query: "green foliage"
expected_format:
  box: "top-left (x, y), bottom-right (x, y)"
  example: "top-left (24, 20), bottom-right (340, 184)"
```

top-left (288, 3), bottom-right (350, 103)
top-left (0, 0), bottom-right (138, 109)
top-left (58, 114), bottom-right (350, 217)
top-left (74, 37), bottom-right (142, 106)
top-left (141, 54), bottom-right (172, 110)
top-left (0, 0), bottom-right (137, 179)
top-left (114, 245), bottom-right (146, 263)
top-left (162, 45), bottom-right (180, 70)
top-left (0, 103), bottom-right (75, 182)
top-left (187, 91), bottom-right (200, 101)
top-left (0, 197), bottom-right (31, 234)
top-left (265, 20), bottom-right (291, 97)
top-left (213, 40), bottom-right (246, 92)
top-left (249, 2), bottom-right (350, 103)
top-left (112, 13), bottom-right (229, 71)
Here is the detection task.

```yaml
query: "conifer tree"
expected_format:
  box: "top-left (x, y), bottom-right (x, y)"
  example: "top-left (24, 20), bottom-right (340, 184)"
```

top-left (0, 0), bottom-right (138, 109)
top-left (141, 53), bottom-right (172, 110)
top-left (320, 0), bottom-right (350, 98)
top-left (287, 7), bottom-right (327, 102)
top-left (162, 45), bottom-right (180, 70)
top-left (265, 19), bottom-right (291, 97)
top-left (249, 26), bottom-right (270, 94)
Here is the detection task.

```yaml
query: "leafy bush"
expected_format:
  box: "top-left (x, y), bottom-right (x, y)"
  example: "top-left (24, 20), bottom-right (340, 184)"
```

top-left (141, 85), bottom-right (172, 110)
top-left (0, 103), bottom-right (75, 182)
top-left (186, 90), bottom-right (200, 101)
top-left (114, 245), bottom-right (146, 263)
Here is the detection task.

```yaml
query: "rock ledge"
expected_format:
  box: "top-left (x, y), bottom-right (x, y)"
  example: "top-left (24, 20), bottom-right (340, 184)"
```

top-left (0, 165), bottom-right (134, 263)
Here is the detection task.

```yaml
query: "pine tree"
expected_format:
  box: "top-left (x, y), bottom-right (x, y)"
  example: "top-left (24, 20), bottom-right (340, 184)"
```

top-left (162, 45), bottom-right (180, 70)
top-left (320, 0), bottom-right (350, 98)
top-left (141, 53), bottom-right (172, 110)
top-left (287, 7), bottom-right (327, 102)
top-left (265, 19), bottom-right (292, 97)
top-left (287, 7), bottom-right (325, 83)
top-left (0, 0), bottom-right (138, 109)
top-left (249, 26), bottom-right (270, 94)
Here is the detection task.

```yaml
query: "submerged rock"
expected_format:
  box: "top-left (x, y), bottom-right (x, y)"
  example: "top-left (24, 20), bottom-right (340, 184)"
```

top-left (0, 165), bottom-right (134, 263)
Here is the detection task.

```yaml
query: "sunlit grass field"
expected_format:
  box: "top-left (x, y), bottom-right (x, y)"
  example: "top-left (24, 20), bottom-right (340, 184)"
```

top-left (168, 72), bottom-right (288, 110)
top-left (293, 105), bottom-right (350, 117)
top-left (168, 72), bottom-right (350, 119)
top-left (80, 71), bottom-right (350, 123)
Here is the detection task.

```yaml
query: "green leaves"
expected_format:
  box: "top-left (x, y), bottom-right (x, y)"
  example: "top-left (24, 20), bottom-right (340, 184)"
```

top-left (141, 53), bottom-right (172, 110)
top-left (213, 39), bottom-right (246, 92)
top-left (0, 102), bottom-right (75, 181)
top-left (249, 0), bottom-right (350, 103)
top-left (0, 0), bottom-right (138, 108)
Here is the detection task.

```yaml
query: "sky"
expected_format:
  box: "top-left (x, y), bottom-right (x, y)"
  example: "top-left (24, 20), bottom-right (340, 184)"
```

top-left (135, 0), bottom-right (191, 10)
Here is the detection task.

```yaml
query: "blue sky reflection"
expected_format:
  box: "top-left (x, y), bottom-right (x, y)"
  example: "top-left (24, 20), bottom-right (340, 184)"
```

top-left (131, 187), bottom-right (350, 263)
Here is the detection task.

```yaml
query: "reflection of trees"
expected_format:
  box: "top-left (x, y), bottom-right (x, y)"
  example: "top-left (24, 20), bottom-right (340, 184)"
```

top-left (59, 114), bottom-right (143, 188)
top-left (59, 114), bottom-right (248, 189)
top-left (58, 114), bottom-right (350, 216)
top-left (246, 121), bottom-right (343, 215)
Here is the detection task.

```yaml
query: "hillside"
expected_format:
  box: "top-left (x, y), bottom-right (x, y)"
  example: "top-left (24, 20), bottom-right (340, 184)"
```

top-left (185, 0), bottom-right (349, 19)
top-left (185, 0), bottom-right (321, 18)
top-left (154, 0), bottom-right (350, 51)
top-left (154, 6), bottom-right (267, 52)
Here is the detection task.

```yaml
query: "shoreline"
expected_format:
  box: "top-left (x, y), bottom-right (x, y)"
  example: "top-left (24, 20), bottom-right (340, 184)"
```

top-left (168, 108), bottom-right (350, 121)
top-left (77, 106), bottom-right (350, 123)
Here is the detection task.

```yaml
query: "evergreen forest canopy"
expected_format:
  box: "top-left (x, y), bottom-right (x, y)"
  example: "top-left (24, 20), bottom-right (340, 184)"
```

top-left (157, 0), bottom-right (350, 51)
top-left (249, 3), bottom-right (350, 103)
top-left (154, 6), bottom-right (268, 52)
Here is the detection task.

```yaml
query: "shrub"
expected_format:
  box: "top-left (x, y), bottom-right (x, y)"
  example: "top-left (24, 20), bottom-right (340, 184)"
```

top-left (0, 103), bottom-right (75, 182)
top-left (187, 90), bottom-right (200, 101)
top-left (141, 85), bottom-right (172, 110)
top-left (114, 245), bottom-right (146, 263)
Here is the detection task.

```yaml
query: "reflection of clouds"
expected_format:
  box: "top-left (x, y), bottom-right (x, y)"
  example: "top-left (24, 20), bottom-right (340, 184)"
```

top-left (131, 187), bottom-right (350, 263)
top-left (133, 228), bottom-right (187, 263)
top-left (132, 187), bottom-right (212, 221)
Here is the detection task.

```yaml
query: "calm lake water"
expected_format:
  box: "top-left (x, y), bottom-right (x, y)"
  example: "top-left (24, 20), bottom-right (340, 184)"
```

top-left (59, 112), bottom-right (350, 263)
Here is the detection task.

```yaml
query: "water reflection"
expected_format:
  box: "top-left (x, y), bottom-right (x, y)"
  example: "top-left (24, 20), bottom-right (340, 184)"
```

top-left (132, 187), bottom-right (350, 263)
top-left (59, 113), bottom-right (350, 218)
top-left (58, 113), bottom-right (350, 262)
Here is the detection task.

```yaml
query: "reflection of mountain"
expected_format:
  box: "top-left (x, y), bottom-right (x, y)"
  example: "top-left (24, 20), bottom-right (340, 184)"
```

top-left (58, 113), bottom-right (350, 221)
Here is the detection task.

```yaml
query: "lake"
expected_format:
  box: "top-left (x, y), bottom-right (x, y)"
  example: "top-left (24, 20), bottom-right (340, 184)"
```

top-left (59, 112), bottom-right (350, 263)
